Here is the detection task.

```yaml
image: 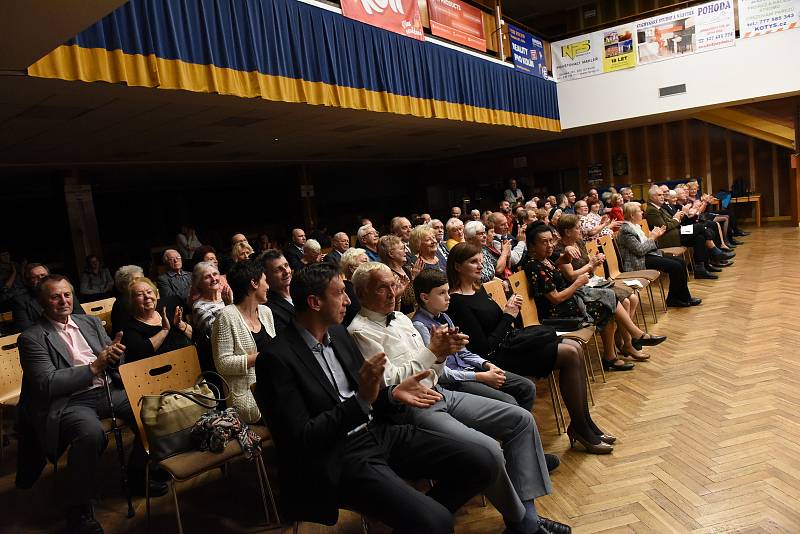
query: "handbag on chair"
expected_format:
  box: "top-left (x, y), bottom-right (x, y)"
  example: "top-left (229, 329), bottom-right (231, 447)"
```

top-left (139, 372), bottom-right (229, 461)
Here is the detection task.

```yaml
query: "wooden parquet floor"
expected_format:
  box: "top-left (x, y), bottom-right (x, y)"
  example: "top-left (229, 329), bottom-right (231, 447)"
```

top-left (2, 226), bottom-right (799, 533)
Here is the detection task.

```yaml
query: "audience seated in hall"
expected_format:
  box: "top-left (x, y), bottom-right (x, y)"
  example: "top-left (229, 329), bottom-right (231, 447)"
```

top-left (504, 178), bottom-right (525, 205)
top-left (79, 254), bottom-right (114, 302)
top-left (445, 217), bottom-right (465, 251)
top-left (411, 269), bottom-right (535, 411)
top-left (489, 211), bottom-right (527, 268)
top-left (450, 205), bottom-right (462, 220)
top-left (356, 224), bottom-right (381, 262)
top-left (121, 277), bottom-right (193, 363)
top-left (464, 221), bottom-right (503, 283)
top-left (575, 200), bottom-right (619, 242)
top-left (300, 239), bottom-right (322, 269)
top-left (644, 185), bottom-right (733, 279)
top-left (156, 249), bottom-right (192, 305)
top-left (428, 218), bottom-right (450, 260)
top-left (110, 264), bottom-right (144, 334)
top-left (390, 216), bottom-right (414, 263)
top-left (347, 261), bottom-right (570, 534)
top-left (617, 202), bottom-right (701, 308)
top-left (523, 223), bottom-right (665, 373)
top-left (219, 233), bottom-right (248, 275)
top-left (191, 260), bottom-right (233, 340)
top-left (254, 263), bottom-right (497, 533)
top-left (16, 275), bottom-right (166, 534)
top-left (12, 263), bottom-right (86, 333)
top-left (445, 243), bottom-right (613, 455)
top-left (284, 228), bottom-right (307, 273)
top-left (323, 231), bottom-right (350, 267)
top-left (555, 215), bottom-right (645, 361)
top-left (261, 249), bottom-right (295, 334)
top-left (469, 208), bottom-right (482, 221)
top-left (378, 234), bottom-right (416, 314)
top-left (410, 224), bottom-right (447, 272)
top-left (608, 193), bottom-right (625, 222)
top-left (339, 247), bottom-right (368, 326)
top-left (212, 259), bottom-right (274, 424)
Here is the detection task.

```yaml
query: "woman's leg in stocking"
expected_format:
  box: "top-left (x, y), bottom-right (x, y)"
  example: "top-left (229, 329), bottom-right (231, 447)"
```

top-left (554, 341), bottom-right (599, 444)
top-left (613, 302), bottom-right (645, 339)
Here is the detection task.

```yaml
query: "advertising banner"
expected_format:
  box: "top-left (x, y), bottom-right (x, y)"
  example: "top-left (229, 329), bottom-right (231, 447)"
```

top-left (551, 32), bottom-right (603, 81)
top-left (508, 24), bottom-right (547, 78)
top-left (694, 1), bottom-right (736, 52)
top-left (341, 0), bottom-right (425, 41)
top-left (601, 24), bottom-right (636, 72)
top-left (428, 0), bottom-right (486, 52)
top-left (635, 1), bottom-right (734, 65)
top-left (738, 0), bottom-right (800, 38)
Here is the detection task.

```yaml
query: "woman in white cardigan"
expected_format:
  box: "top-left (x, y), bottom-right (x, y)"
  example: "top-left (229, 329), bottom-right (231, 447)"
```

top-left (211, 260), bottom-right (275, 423)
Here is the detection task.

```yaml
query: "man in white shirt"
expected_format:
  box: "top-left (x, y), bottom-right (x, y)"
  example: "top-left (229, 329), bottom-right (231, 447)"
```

top-left (347, 263), bottom-right (568, 534)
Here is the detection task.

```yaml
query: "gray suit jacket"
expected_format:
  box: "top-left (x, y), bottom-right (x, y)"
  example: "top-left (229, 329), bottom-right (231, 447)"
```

top-left (615, 222), bottom-right (659, 272)
top-left (18, 314), bottom-right (114, 460)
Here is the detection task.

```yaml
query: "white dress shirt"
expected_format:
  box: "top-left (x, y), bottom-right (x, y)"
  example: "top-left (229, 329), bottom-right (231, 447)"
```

top-left (347, 307), bottom-right (444, 388)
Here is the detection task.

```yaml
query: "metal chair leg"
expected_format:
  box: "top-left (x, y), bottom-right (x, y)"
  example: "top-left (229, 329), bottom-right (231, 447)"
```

top-left (593, 334), bottom-right (606, 383)
top-left (637, 289), bottom-right (649, 333)
top-left (293, 522), bottom-right (300, 534)
top-left (258, 455), bottom-right (281, 525)
top-left (581, 342), bottom-right (595, 406)
top-left (551, 372), bottom-right (567, 431)
top-left (254, 456), bottom-right (272, 525)
top-left (171, 479), bottom-right (184, 534)
top-left (146, 462), bottom-right (151, 527)
top-left (481, 494), bottom-right (487, 507)
top-left (658, 278), bottom-right (667, 312)
top-left (547, 374), bottom-right (562, 434)
top-left (647, 285), bottom-right (658, 324)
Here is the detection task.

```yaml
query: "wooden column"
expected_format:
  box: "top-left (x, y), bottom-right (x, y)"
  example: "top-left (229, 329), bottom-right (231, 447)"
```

top-left (64, 172), bottom-right (102, 274)
top-left (704, 124), bottom-right (713, 193)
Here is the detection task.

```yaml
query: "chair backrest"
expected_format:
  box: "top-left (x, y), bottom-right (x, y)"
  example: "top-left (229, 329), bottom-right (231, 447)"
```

top-left (81, 297), bottom-right (116, 335)
top-left (584, 241), bottom-right (606, 277)
top-left (0, 311), bottom-right (12, 325)
top-left (507, 271), bottom-right (540, 327)
top-left (482, 279), bottom-right (507, 309)
top-left (638, 219), bottom-right (650, 236)
top-left (598, 234), bottom-right (622, 278)
top-left (118, 345), bottom-right (202, 452)
top-left (0, 333), bottom-right (22, 404)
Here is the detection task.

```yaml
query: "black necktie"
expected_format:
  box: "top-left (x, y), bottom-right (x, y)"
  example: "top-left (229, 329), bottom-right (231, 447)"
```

top-left (385, 312), bottom-right (396, 326)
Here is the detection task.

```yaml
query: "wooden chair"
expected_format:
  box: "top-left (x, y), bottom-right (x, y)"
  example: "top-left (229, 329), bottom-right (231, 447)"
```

top-left (0, 311), bottom-right (12, 328)
top-left (598, 235), bottom-right (666, 324)
top-left (507, 271), bottom-right (602, 394)
top-left (483, 279), bottom-right (506, 307)
top-left (118, 346), bottom-right (277, 533)
top-left (587, 240), bottom-right (649, 333)
top-left (0, 333), bottom-right (21, 459)
top-left (81, 297), bottom-right (116, 335)
top-left (639, 219), bottom-right (692, 279)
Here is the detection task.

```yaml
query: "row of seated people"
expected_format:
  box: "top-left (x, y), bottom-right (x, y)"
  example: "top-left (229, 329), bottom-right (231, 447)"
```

top-left (12, 181), bottom-right (747, 533)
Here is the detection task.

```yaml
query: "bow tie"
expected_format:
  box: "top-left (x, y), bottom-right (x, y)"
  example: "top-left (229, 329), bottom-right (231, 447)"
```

top-left (385, 312), bottom-right (396, 326)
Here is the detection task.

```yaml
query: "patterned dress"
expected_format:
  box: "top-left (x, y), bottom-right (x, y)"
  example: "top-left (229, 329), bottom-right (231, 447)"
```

top-left (524, 257), bottom-right (613, 330)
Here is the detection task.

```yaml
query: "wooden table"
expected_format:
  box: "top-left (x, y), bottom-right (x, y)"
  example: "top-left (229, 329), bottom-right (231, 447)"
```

top-left (728, 194), bottom-right (762, 227)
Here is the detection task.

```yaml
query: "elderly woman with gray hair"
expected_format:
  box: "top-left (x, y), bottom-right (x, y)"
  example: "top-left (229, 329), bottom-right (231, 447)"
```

top-left (299, 238), bottom-right (322, 269)
top-left (191, 261), bottom-right (234, 340)
top-left (110, 264), bottom-right (145, 334)
top-left (464, 220), bottom-right (506, 282)
top-left (340, 247), bottom-right (369, 326)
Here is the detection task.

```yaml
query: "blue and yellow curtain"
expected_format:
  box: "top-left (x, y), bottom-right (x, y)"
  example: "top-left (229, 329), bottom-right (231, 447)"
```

top-left (28, 0), bottom-right (560, 131)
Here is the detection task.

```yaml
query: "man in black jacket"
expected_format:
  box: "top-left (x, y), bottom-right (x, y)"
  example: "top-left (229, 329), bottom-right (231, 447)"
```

top-left (262, 250), bottom-right (295, 333)
top-left (253, 264), bottom-right (496, 532)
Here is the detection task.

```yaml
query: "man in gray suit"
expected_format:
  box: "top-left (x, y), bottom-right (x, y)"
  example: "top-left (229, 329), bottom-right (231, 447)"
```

top-left (17, 275), bottom-right (165, 534)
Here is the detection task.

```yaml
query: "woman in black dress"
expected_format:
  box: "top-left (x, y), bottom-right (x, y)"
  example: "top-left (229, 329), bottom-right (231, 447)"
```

top-left (447, 242), bottom-right (614, 454)
top-left (121, 277), bottom-right (193, 362)
top-left (524, 223), bottom-right (664, 374)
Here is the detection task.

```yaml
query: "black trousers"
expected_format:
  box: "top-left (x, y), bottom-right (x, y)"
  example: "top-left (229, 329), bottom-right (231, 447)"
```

top-left (678, 224), bottom-right (709, 264)
top-left (645, 253), bottom-right (690, 303)
top-left (337, 423), bottom-right (497, 534)
top-left (57, 385), bottom-right (145, 509)
top-left (442, 371), bottom-right (536, 412)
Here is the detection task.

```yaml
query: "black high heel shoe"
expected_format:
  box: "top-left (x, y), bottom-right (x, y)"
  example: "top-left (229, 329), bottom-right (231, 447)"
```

top-left (631, 333), bottom-right (666, 351)
top-left (567, 426), bottom-right (613, 454)
top-left (539, 517), bottom-right (572, 534)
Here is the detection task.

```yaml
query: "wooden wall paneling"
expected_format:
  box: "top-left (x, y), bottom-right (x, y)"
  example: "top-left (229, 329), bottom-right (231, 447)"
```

top-left (725, 129), bottom-right (734, 189)
top-left (624, 128), bottom-right (633, 183)
top-left (709, 126), bottom-right (727, 193)
top-left (630, 126), bottom-right (647, 183)
top-left (483, 12), bottom-right (498, 52)
top-left (748, 137), bottom-right (756, 191)
top-left (647, 124), bottom-right (665, 182)
top-left (668, 121), bottom-right (686, 181)
top-left (688, 120), bottom-right (706, 180)
top-left (730, 132), bottom-right (749, 187)
top-left (662, 123), bottom-right (671, 180)
top-left (610, 129), bottom-right (627, 185)
top-left (754, 140), bottom-right (773, 215)
top-left (772, 145), bottom-right (780, 217)
top-left (682, 120), bottom-right (691, 178)
top-left (604, 132), bottom-right (613, 187)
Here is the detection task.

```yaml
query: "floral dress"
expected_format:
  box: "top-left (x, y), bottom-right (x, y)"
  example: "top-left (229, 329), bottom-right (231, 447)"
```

top-left (524, 257), bottom-right (613, 330)
top-left (579, 213), bottom-right (614, 242)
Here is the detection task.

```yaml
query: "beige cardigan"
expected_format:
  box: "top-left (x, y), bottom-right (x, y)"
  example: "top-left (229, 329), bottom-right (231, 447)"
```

top-left (211, 304), bottom-right (275, 423)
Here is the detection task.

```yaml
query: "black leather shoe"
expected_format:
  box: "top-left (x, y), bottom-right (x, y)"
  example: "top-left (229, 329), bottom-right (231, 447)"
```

top-left (694, 270), bottom-right (718, 280)
top-left (545, 453), bottom-right (560, 473)
top-left (712, 260), bottom-right (734, 267)
top-left (712, 250), bottom-right (735, 260)
top-left (689, 297), bottom-right (702, 306)
top-left (539, 517), bottom-right (572, 534)
top-left (734, 230), bottom-right (750, 237)
top-left (632, 334), bottom-right (667, 350)
top-left (706, 264), bottom-right (722, 272)
top-left (602, 358), bottom-right (635, 371)
top-left (666, 298), bottom-right (691, 307)
top-left (67, 505), bottom-right (104, 534)
top-left (728, 237), bottom-right (743, 245)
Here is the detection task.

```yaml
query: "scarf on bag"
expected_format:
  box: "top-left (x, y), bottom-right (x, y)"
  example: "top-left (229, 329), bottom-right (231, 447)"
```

top-left (191, 407), bottom-right (262, 459)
